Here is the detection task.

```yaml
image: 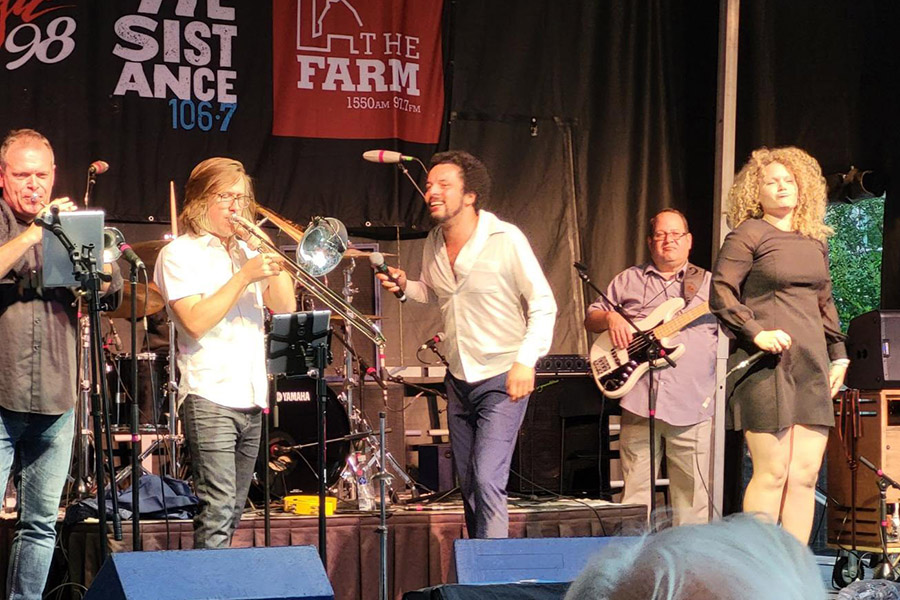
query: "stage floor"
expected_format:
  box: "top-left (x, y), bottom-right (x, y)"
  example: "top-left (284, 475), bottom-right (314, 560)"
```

top-left (0, 498), bottom-right (645, 600)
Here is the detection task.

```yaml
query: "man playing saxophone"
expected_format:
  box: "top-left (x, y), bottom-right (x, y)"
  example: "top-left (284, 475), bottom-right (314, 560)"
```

top-left (154, 157), bottom-right (296, 549)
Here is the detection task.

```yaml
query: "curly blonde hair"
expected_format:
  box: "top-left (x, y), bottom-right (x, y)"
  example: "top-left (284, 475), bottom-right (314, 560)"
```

top-left (726, 146), bottom-right (832, 241)
top-left (179, 157), bottom-right (256, 236)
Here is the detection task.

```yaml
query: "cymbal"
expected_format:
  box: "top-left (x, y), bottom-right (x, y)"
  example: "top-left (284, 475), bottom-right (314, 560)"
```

top-left (105, 282), bottom-right (166, 319)
top-left (128, 239), bottom-right (170, 273)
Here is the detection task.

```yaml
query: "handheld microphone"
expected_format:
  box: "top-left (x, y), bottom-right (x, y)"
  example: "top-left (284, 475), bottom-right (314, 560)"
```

top-left (88, 160), bottom-right (109, 175)
top-left (117, 241), bottom-right (145, 269)
top-left (419, 332), bottom-right (446, 351)
top-left (362, 150), bottom-right (415, 164)
top-left (369, 252), bottom-right (406, 302)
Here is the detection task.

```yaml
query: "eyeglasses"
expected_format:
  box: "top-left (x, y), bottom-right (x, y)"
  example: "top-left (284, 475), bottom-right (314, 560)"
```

top-left (651, 231), bottom-right (689, 242)
top-left (214, 192), bottom-right (252, 209)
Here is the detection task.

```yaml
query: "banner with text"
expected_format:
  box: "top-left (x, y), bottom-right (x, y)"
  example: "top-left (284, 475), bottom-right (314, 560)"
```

top-left (0, 1), bottom-right (443, 230)
top-left (272, 0), bottom-right (444, 143)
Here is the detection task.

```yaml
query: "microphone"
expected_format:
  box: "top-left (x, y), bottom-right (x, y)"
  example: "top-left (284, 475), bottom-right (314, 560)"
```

top-left (358, 356), bottom-right (388, 391)
top-left (419, 332), bottom-right (446, 351)
top-left (88, 160), bottom-right (109, 175)
top-left (362, 150), bottom-right (415, 164)
top-left (369, 251), bottom-right (406, 302)
top-left (107, 317), bottom-right (123, 352)
top-left (118, 241), bottom-right (145, 269)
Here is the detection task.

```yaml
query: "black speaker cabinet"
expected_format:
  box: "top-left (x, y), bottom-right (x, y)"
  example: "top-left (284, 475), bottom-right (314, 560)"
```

top-left (846, 310), bottom-right (900, 389)
top-left (509, 375), bottom-right (609, 496)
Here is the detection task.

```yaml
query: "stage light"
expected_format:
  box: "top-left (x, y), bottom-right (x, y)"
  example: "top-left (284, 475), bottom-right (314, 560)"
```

top-left (827, 166), bottom-right (887, 203)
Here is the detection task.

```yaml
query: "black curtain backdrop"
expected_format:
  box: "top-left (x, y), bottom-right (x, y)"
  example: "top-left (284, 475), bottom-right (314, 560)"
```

top-left (446, 0), bottom-right (719, 353)
top-left (734, 0), bottom-right (900, 308)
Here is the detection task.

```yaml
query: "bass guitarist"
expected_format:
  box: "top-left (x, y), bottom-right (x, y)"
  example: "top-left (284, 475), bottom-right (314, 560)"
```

top-left (584, 209), bottom-right (718, 526)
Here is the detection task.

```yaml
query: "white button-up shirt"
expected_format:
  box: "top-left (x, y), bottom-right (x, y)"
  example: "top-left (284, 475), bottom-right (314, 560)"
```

top-left (406, 210), bottom-right (557, 382)
top-left (154, 233), bottom-right (269, 409)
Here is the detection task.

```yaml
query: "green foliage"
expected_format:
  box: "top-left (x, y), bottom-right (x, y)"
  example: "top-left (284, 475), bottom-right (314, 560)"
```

top-left (826, 196), bottom-right (885, 332)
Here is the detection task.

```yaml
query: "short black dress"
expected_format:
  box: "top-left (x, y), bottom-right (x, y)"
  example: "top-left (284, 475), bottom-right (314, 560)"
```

top-left (710, 219), bottom-right (847, 432)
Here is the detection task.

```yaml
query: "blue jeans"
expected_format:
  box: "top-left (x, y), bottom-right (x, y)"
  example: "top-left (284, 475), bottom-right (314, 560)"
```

top-left (446, 372), bottom-right (529, 539)
top-left (0, 407), bottom-right (74, 600)
top-left (179, 395), bottom-right (261, 549)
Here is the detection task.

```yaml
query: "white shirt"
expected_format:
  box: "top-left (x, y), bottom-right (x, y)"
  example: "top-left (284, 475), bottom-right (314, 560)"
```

top-left (406, 210), bottom-right (557, 382)
top-left (154, 233), bottom-right (269, 409)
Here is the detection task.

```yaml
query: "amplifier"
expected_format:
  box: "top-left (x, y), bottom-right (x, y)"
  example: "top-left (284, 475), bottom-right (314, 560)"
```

top-left (846, 310), bottom-right (900, 389)
top-left (536, 354), bottom-right (590, 374)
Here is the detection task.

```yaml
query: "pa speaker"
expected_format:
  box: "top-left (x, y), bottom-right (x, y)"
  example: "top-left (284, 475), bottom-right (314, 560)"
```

top-left (453, 537), bottom-right (631, 584)
top-left (846, 310), bottom-right (900, 389)
top-left (84, 546), bottom-right (334, 600)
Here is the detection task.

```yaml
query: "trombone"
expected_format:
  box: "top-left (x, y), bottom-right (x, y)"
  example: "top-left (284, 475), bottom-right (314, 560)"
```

top-left (229, 211), bottom-right (386, 347)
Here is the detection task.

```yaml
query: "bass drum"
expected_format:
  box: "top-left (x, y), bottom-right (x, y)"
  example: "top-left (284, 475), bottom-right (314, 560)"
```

top-left (106, 352), bottom-right (169, 431)
top-left (255, 378), bottom-right (351, 499)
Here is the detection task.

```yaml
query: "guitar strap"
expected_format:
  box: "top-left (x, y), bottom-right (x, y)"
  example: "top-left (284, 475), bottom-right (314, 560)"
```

top-left (682, 263), bottom-right (706, 306)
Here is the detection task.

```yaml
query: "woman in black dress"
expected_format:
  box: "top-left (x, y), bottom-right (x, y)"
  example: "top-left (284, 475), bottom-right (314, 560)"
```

top-left (710, 146), bottom-right (848, 544)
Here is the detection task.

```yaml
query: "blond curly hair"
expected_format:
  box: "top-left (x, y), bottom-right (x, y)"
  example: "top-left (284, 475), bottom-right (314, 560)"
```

top-left (726, 146), bottom-right (832, 241)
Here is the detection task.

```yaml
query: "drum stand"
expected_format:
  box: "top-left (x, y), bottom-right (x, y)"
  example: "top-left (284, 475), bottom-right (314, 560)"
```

top-left (74, 313), bottom-right (95, 499)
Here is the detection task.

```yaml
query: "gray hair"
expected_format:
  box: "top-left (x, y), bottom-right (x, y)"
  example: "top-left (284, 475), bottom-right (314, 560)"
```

top-left (0, 129), bottom-right (54, 170)
top-left (564, 515), bottom-right (824, 600)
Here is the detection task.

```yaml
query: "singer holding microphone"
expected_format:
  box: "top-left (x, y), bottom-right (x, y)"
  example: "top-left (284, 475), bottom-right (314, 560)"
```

top-left (154, 157), bottom-right (296, 549)
top-left (376, 150), bottom-right (557, 539)
top-left (0, 129), bottom-right (121, 599)
top-left (710, 146), bottom-right (847, 545)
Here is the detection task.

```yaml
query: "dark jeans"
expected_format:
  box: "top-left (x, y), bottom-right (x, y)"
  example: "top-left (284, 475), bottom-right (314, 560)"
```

top-left (0, 407), bottom-right (74, 600)
top-left (446, 372), bottom-right (529, 539)
top-left (179, 395), bottom-right (261, 549)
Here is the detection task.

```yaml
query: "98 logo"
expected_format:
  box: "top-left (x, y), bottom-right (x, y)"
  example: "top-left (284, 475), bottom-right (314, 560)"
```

top-left (4, 16), bottom-right (76, 70)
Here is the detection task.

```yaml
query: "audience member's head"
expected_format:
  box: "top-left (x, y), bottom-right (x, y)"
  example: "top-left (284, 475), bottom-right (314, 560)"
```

top-left (564, 514), bottom-right (825, 600)
top-left (838, 579), bottom-right (900, 600)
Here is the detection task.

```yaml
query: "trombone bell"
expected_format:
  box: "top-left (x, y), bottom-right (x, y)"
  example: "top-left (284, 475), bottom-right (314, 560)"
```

top-left (296, 217), bottom-right (348, 277)
top-left (102, 227), bottom-right (125, 264)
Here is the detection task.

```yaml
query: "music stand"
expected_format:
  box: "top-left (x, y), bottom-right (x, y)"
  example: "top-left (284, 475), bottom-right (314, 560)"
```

top-left (267, 311), bottom-right (332, 562)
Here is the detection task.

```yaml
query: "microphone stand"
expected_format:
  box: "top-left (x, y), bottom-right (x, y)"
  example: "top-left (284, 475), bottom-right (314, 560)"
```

top-left (858, 456), bottom-right (900, 580)
top-left (574, 262), bottom-right (674, 532)
top-left (38, 209), bottom-right (122, 562)
top-left (329, 329), bottom-right (419, 500)
top-left (395, 158), bottom-right (428, 201)
top-left (425, 343), bottom-right (449, 368)
top-left (376, 412), bottom-right (391, 600)
top-left (128, 263), bottom-right (142, 551)
top-left (83, 168), bottom-right (99, 208)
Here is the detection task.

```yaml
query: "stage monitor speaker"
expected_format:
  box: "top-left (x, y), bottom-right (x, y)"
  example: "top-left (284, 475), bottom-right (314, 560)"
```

top-left (846, 310), bottom-right (900, 389)
top-left (84, 546), bottom-right (334, 600)
top-left (453, 537), bottom-right (632, 584)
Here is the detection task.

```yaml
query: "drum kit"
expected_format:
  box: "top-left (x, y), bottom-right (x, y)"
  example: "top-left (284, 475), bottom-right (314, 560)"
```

top-left (73, 203), bottom-right (415, 514)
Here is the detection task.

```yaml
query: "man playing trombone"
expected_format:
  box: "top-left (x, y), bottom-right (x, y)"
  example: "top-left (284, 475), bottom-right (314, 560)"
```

top-left (0, 128), bottom-right (121, 599)
top-left (154, 157), bottom-right (296, 549)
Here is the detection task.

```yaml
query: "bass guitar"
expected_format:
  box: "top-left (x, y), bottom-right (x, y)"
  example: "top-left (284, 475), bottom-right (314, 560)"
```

top-left (589, 297), bottom-right (710, 398)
